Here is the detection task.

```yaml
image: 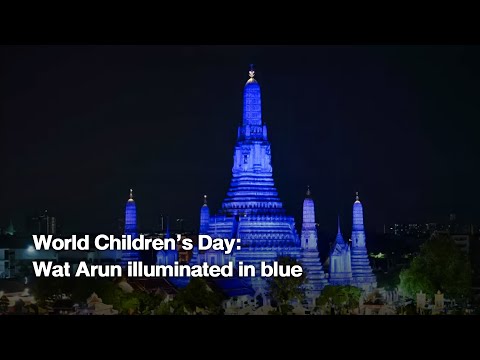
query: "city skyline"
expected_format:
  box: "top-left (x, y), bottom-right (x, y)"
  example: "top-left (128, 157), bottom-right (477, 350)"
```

top-left (1, 46), bottom-right (480, 234)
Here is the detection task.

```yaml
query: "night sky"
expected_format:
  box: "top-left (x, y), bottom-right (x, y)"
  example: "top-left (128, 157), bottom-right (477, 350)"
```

top-left (1, 45), bottom-right (479, 235)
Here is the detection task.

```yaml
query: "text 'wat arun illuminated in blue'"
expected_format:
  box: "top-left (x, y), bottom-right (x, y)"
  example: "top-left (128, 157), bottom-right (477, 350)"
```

top-left (184, 66), bottom-right (376, 302)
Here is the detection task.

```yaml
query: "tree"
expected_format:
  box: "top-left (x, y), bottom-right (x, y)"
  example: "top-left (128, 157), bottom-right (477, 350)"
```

top-left (343, 286), bottom-right (362, 312)
top-left (399, 232), bottom-right (471, 301)
top-left (153, 301), bottom-right (173, 315)
top-left (118, 293), bottom-right (140, 315)
top-left (137, 291), bottom-right (165, 315)
top-left (376, 267), bottom-right (401, 291)
top-left (70, 278), bottom-right (101, 303)
top-left (172, 278), bottom-right (224, 315)
top-left (316, 285), bottom-right (362, 315)
top-left (31, 277), bottom-right (70, 305)
top-left (95, 281), bottom-right (125, 310)
top-left (267, 256), bottom-right (306, 314)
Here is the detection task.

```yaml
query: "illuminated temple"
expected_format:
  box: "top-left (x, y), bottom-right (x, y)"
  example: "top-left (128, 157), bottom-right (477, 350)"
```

top-left (168, 67), bottom-right (375, 301)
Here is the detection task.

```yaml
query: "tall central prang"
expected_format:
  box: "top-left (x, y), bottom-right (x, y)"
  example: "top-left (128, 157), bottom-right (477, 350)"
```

top-left (193, 66), bottom-right (302, 293)
top-left (222, 65), bottom-right (284, 216)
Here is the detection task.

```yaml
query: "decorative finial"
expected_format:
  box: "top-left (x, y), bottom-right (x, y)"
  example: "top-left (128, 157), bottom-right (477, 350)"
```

top-left (337, 215), bottom-right (341, 234)
top-left (203, 194), bottom-right (208, 205)
top-left (306, 185), bottom-right (311, 197)
top-left (130, 188), bottom-right (133, 199)
top-left (355, 191), bottom-right (359, 201)
top-left (249, 64), bottom-right (255, 78)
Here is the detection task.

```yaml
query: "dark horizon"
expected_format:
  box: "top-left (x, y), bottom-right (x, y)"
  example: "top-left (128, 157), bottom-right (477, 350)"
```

top-left (1, 45), bottom-right (479, 235)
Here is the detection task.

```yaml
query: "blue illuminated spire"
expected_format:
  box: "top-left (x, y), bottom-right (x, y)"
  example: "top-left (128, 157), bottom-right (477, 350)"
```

top-left (223, 66), bottom-right (282, 215)
top-left (243, 64), bottom-right (262, 127)
top-left (350, 192), bottom-right (377, 291)
top-left (329, 215), bottom-right (352, 285)
top-left (122, 189), bottom-right (140, 266)
top-left (301, 186), bottom-right (316, 249)
top-left (335, 215), bottom-right (345, 245)
top-left (124, 189), bottom-right (138, 238)
top-left (200, 194), bottom-right (210, 234)
top-left (352, 192), bottom-right (365, 247)
top-left (300, 186), bottom-right (328, 294)
top-left (237, 64), bottom-right (268, 142)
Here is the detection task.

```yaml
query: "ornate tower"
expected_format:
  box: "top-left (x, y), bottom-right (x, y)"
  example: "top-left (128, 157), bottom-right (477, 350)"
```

top-left (299, 186), bottom-right (328, 301)
top-left (350, 192), bottom-right (377, 291)
top-left (222, 65), bottom-right (285, 215)
top-left (192, 66), bottom-right (301, 293)
top-left (121, 189), bottom-right (140, 266)
top-left (351, 192), bottom-right (365, 248)
top-left (124, 189), bottom-right (138, 238)
top-left (329, 216), bottom-right (352, 285)
top-left (301, 187), bottom-right (317, 250)
top-left (200, 195), bottom-right (210, 234)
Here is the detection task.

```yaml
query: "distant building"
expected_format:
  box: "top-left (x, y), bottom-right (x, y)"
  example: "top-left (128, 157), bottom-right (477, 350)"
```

top-left (384, 223), bottom-right (436, 238)
top-left (4, 220), bottom-right (15, 236)
top-left (27, 210), bottom-right (57, 235)
top-left (451, 234), bottom-right (470, 254)
top-left (431, 229), bottom-right (475, 255)
top-left (0, 249), bottom-right (15, 278)
top-left (0, 234), bottom-right (56, 278)
top-left (384, 221), bottom-right (474, 239)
